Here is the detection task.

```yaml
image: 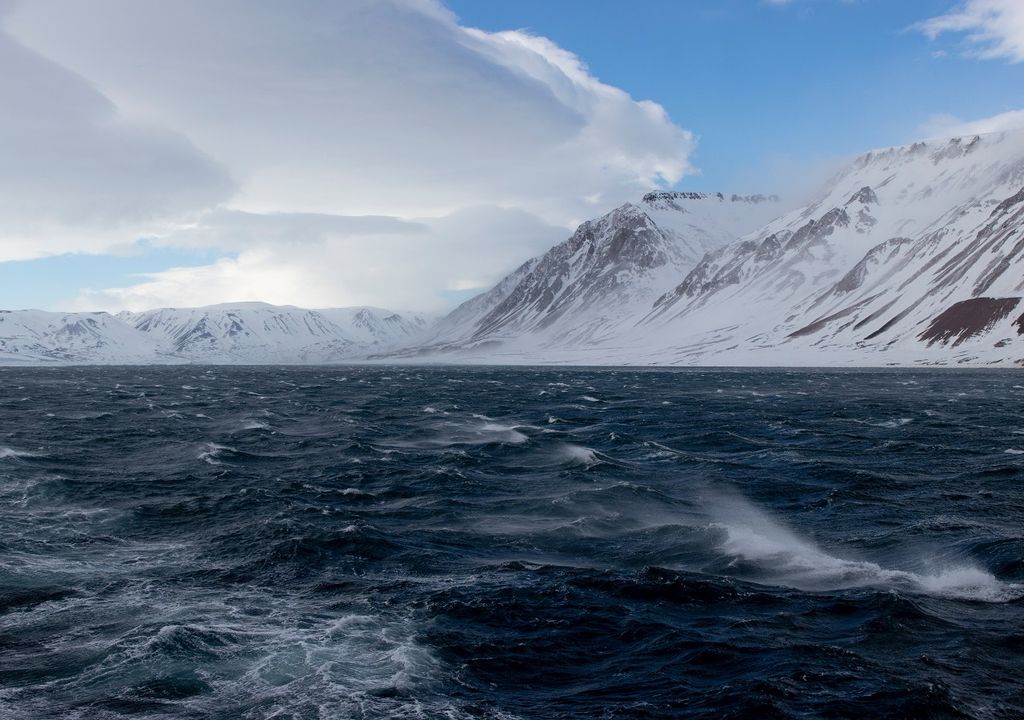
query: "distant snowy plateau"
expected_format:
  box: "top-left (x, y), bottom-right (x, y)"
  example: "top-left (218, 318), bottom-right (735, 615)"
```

top-left (4, 129), bottom-right (1024, 366)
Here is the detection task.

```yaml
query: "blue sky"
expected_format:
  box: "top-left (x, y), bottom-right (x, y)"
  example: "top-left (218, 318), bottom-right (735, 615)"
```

top-left (446, 0), bottom-right (1024, 190)
top-left (0, 245), bottom-right (230, 312)
top-left (1, 0), bottom-right (1023, 312)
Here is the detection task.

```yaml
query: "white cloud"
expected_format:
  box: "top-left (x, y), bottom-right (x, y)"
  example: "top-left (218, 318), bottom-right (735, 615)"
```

top-left (0, 27), bottom-right (234, 262)
top-left (0, 0), bottom-right (696, 311)
top-left (919, 109), bottom-right (1024, 139)
top-left (69, 206), bottom-right (566, 313)
top-left (918, 0), bottom-right (1024, 63)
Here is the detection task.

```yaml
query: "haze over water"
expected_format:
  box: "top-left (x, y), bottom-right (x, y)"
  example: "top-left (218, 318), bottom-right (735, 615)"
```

top-left (1, 366), bottom-right (1022, 718)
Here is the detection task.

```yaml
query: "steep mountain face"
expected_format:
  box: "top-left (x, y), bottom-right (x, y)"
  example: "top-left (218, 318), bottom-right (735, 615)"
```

top-left (415, 192), bottom-right (782, 353)
top-left (0, 303), bottom-right (432, 365)
top-left (0, 310), bottom-right (164, 364)
top-left (639, 129), bottom-right (1024, 365)
top-left (425, 258), bottom-right (540, 347)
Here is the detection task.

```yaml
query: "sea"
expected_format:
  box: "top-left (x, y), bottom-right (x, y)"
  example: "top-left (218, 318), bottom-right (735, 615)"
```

top-left (0, 366), bottom-right (1022, 719)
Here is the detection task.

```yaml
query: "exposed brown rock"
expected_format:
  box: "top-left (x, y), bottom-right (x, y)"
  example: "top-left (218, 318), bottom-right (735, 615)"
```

top-left (919, 297), bottom-right (1021, 347)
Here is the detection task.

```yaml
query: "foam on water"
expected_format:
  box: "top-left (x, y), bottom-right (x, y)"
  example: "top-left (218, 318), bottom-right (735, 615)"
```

top-left (479, 423), bottom-right (529, 445)
top-left (198, 442), bottom-right (235, 464)
top-left (559, 444), bottom-right (602, 468)
top-left (708, 495), bottom-right (1023, 602)
top-left (0, 446), bottom-right (38, 460)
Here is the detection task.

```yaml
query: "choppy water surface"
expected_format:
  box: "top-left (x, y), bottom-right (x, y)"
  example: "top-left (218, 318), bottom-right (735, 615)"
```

top-left (1, 366), bottom-right (1023, 719)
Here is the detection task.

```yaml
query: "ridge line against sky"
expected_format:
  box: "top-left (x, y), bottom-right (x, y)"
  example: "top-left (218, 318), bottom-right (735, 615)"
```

top-left (0, 0), bottom-right (1022, 314)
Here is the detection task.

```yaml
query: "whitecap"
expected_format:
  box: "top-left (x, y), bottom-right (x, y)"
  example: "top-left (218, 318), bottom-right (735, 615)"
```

top-left (0, 446), bottom-right (38, 460)
top-left (873, 417), bottom-right (912, 428)
top-left (560, 444), bottom-right (602, 467)
top-left (707, 494), bottom-right (1023, 603)
top-left (198, 442), bottom-right (235, 465)
top-left (480, 423), bottom-right (528, 444)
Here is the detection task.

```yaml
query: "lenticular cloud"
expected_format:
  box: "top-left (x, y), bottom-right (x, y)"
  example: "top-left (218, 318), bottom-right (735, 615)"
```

top-left (1, 0), bottom-right (695, 310)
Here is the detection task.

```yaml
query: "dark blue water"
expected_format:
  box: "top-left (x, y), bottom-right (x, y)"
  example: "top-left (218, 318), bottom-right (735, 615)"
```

top-left (1, 367), bottom-right (1022, 719)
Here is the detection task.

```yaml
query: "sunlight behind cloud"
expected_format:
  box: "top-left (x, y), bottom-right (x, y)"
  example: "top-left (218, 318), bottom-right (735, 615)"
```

top-left (2, 0), bottom-right (695, 311)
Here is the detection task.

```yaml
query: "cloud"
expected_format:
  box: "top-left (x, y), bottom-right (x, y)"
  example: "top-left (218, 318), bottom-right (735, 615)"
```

top-left (918, 0), bottom-right (1024, 63)
top-left (0, 27), bottom-right (234, 262)
top-left (69, 206), bottom-right (567, 313)
top-left (0, 0), bottom-right (697, 311)
top-left (919, 109), bottom-right (1024, 138)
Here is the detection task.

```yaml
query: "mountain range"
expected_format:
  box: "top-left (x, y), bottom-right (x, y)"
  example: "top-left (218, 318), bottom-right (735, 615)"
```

top-left (3, 128), bottom-right (1023, 366)
top-left (0, 304), bottom-right (431, 365)
top-left (408, 128), bottom-right (1024, 367)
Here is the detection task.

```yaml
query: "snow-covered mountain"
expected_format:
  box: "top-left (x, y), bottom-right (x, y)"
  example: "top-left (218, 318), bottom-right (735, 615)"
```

top-left (316, 306), bottom-right (431, 347)
top-left (0, 310), bottom-right (165, 365)
top-left (404, 129), bottom-right (1024, 366)
top-left (0, 303), bottom-right (432, 365)
top-left (118, 302), bottom-right (431, 364)
top-left (411, 191), bottom-right (782, 354)
top-left (638, 129), bottom-right (1024, 365)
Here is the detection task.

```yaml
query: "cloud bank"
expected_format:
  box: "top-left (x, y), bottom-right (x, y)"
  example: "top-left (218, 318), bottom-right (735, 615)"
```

top-left (1, 0), bottom-right (696, 311)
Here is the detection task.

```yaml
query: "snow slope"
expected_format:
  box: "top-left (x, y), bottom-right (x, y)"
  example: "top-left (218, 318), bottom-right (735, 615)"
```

top-left (410, 192), bottom-right (782, 355)
top-left (639, 130), bottom-right (1024, 366)
top-left (0, 310), bottom-right (164, 365)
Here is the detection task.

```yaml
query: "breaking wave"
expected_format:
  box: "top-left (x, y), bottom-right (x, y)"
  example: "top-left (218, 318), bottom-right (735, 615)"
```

top-left (706, 495), bottom-right (1022, 602)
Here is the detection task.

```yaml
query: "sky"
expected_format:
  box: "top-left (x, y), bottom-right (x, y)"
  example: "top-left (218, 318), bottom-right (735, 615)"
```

top-left (0, 0), bottom-right (1022, 313)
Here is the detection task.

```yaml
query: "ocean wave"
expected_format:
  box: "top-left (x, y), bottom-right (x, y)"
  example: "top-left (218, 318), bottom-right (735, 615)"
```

top-left (5, 366), bottom-right (1024, 717)
top-left (558, 444), bottom-right (603, 468)
top-left (707, 495), bottom-right (1023, 602)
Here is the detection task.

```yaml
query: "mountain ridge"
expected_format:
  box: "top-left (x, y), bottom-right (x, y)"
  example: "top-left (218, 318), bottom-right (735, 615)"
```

top-left (0, 302), bottom-right (432, 365)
